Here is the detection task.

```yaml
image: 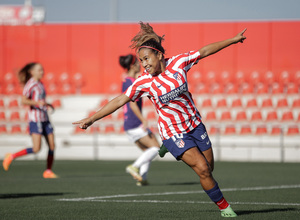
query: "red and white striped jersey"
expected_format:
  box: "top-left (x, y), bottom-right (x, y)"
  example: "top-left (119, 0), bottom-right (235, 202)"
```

top-left (23, 78), bottom-right (49, 122)
top-left (125, 50), bottom-right (202, 140)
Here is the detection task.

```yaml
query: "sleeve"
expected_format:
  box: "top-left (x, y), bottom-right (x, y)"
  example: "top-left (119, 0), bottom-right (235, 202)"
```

top-left (124, 76), bottom-right (150, 102)
top-left (182, 50), bottom-right (201, 72)
top-left (23, 83), bottom-right (32, 98)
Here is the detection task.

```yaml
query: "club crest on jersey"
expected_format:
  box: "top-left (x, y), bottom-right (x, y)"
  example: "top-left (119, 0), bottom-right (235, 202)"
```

top-left (158, 82), bottom-right (187, 104)
top-left (175, 139), bottom-right (185, 148)
top-left (173, 72), bottom-right (181, 80)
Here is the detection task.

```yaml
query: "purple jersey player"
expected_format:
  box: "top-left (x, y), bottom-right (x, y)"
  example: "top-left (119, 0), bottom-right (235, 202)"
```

top-left (119, 54), bottom-right (160, 186)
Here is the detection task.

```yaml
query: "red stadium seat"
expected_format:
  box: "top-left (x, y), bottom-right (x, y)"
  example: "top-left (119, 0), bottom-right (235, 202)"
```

top-left (147, 111), bottom-right (157, 120)
top-left (264, 71), bottom-right (275, 85)
top-left (266, 111), bottom-right (278, 121)
top-left (104, 124), bottom-right (116, 133)
top-left (89, 126), bottom-right (100, 134)
top-left (280, 71), bottom-right (290, 85)
top-left (0, 99), bottom-right (4, 108)
top-left (46, 84), bottom-right (58, 95)
top-left (44, 72), bottom-right (56, 85)
top-left (0, 111), bottom-right (6, 121)
top-left (281, 111), bottom-right (294, 122)
top-left (240, 125), bottom-right (252, 135)
top-left (99, 99), bottom-right (109, 107)
top-left (297, 112), bottom-right (300, 122)
top-left (0, 124), bottom-right (8, 134)
top-left (59, 72), bottom-right (70, 85)
top-left (220, 111), bottom-right (232, 121)
top-left (117, 111), bottom-right (124, 120)
top-left (224, 83), bottom-right (238, 94)
top-left (59, 83), bottom-right (74, 95)
top-left (224, 125), bottom-right (236, 135)
top-left (240, 83), bottom-right (253, 94)
top-left (286, 83), bottom-right (298, 94)
top-left (271, 83), bottom-right (283, 94)
top-left (10, 111), bottom-right (21, 121)
top-left (205, 71), bottom-right (217, 85)
top-left (73, 72), bottom-right (84, 87)
top-left (261, 98), bottom-right (273, 108)
top-left (276, 98), bottom-right (288, 108)
top-left (8, 99), bottom-right (19, 108)
top-left (235, 71), bottom-right (246, 85)
top-left (216, 98), bottom-right (227, 108)
top-left (250, 71), bottom-right (261, 85)
top-left (271, 126), bottom-right (281, 135)
top-left (5, 84), bottom-right (17, 95)
top-left (231, 98), bottom-right (242, 108)
top-left (205, 111), bottom-right (217, 121)
top-left (287, 125), bottom-right (299, 135)
top-left (211, 84), bottom-right (223, 94)
top-left (201, 99), bottom-right (213, 108)
top-left (52, 99), bottom-right (62, 108)
top-left (251, 111), bottom-right (263, 121)
top-left (235, 111), bottom-right (247, 121)
top-left (255, 125), bottom-right (268, 135)
top-left (208, 126), bottom-right (219, 135)
top-left (292, 98), bottom-right (300, 108)
top-left (255, 83), bottom-right (268, 94)
top-left (194, 84), bottom-right (209, 94)
top-left (219, 71), bottom-right (231, 85)
top-left (118, 126), bottom-right (125, 134)
top-left (295, 71), bottom-right (300, 86)
top-left (4, 72), bottom-right (17, 84)
top-left (246, 98), bottom-right (258, 108)
top-left (11, 124), bottom-right (22, 134)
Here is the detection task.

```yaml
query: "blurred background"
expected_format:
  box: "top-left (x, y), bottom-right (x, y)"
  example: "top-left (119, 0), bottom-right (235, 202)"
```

top-left (0, 0), bottom-right (299, 162)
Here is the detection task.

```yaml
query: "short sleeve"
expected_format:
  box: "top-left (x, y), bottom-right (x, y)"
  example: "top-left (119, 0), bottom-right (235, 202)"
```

top-left (124, 75), bottom-right (150, 102)
top-left (23, 83), bottom-right (32, 98)
top-left (182, 50), bottom-right (201, 72)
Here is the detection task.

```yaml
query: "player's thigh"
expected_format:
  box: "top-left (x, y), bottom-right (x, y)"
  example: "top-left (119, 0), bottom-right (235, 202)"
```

top-left (136, 133), bottom-right (159, 149)
top-left (31, 133), bottom-right (42, 152)
top-left (180, 147), bottom-right (210, 175)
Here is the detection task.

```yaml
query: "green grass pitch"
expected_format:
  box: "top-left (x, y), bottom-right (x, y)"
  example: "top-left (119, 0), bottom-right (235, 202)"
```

top-left (0, 160), bottom-right (299, 219)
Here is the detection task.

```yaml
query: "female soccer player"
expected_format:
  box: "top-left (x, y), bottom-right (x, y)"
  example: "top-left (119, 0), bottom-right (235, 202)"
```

top-left (73, 22), bottom-right (246, 217)
top-left (119, 54), bottom-right (160, 186)
top-left (3, 62), bottom-right (58, 178)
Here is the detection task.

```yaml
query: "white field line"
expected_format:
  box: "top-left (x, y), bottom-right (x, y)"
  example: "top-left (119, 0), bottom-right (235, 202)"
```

top-left (58, 184), bottom-right (300, 202)
top-left (89, 200), bottom-right (300, 206)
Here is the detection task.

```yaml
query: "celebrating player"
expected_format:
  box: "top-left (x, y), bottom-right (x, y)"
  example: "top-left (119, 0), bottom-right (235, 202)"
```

top-left (73, 22), bottom-right (246, 217)
top-left (119, 54), bottom-right (160, 186)
top-left (3, 63), bottom-right (58, 178)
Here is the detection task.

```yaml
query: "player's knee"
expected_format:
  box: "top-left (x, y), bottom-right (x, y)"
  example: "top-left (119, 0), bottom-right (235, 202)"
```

top-left (196, 163), bottom-right (212, 179)
top-left (32, 147), bottom-right (41, 153)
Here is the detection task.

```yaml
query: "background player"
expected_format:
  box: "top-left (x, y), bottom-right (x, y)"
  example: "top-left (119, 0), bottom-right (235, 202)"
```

top-left (3, 62), bottom-right (58, 178)
top-left (119, 54), bottom-right (160, 186)
top-left (73, 22), bottom-right (246, 217)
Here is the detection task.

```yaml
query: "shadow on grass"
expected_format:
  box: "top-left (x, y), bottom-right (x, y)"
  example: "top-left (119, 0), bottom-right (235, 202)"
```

top-left (0, 192), bottom-right (73, 199)
top-left (236, 208), bottom-right (298, 216)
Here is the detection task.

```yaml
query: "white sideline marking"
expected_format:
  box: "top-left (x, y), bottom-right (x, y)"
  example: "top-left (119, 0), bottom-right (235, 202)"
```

top-left (89, 200), bottom-right (300, 206)
top-left (58, 184), bottom-right (300, 203)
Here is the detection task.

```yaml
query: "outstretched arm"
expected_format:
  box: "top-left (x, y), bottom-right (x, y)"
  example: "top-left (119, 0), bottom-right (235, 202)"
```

top-left (199, 29), bottom-right (247, 59)
top-left (72, 94), bottom-right (131, 129)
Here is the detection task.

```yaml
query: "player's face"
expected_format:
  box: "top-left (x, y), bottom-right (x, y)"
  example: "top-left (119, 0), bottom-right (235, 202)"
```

top-left (138, 48), bottom-right (162, 75)
top-left (30, 64), bottom-right (44, 80)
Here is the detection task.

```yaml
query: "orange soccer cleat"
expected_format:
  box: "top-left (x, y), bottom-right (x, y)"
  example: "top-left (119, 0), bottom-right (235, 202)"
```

top-left (43, 170), bottom-right (59, 179)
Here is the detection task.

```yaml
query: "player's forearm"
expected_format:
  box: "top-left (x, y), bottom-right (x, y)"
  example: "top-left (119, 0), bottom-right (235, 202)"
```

top-left (21, 96), bottom-right (39, 106)
top-left (129, 101), bottom-right (145, 123)
top-left (199, 38), bottom-right (235, 59)
top-left (90, 94), bottom-right (130, 123)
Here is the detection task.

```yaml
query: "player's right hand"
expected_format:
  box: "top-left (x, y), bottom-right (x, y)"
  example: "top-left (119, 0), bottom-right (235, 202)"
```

top-left (72, 117), bottom-right (93, 130)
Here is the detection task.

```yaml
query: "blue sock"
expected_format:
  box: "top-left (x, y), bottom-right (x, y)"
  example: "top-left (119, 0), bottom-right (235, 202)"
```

top-left (26, 148), bottom-right (33, 154)
top-left (204, 182), bottom-right (224, 203)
